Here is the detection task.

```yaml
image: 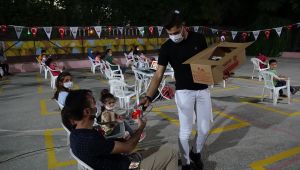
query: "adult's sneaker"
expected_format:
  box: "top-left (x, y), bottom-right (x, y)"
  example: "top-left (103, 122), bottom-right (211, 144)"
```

top-left (190, 151), bottom-right (203, 170)
top-left (181, 164), bottom-right (192, 170)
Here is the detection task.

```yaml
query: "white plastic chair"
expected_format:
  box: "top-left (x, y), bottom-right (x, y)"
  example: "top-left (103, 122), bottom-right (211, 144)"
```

top-left (260, 71), bottom-right (291, 105)
top-left (124, 53), bottom-right (134, 66)
top-left (108, 79), bottom-right (137, 110)
top-left (36, 57), bottom-right (44, 73)
top-left (131, 66), bottom-right (149, 93)
top-left (88, 56), bottom-right (102, 74)
top-left (61, 123), bottom-right (70, 145)
top-left (251, 58), bottom-right (270, 81)
top-left (70, 149), bottom-right (94, 170)
top-left (133, 55), bottom-right (149, 69)
top-left (55, 99), bottom-right (64, 110)
top-left (46, 66), bottom-right (61, 89)
top-left (35, 57), bottom-right (48, 79)
top-left (103, 61), bottom-right (124, 80)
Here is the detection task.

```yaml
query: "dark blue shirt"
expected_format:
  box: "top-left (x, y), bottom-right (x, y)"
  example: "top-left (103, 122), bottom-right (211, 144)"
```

top-left (70, 129), bottom-right (130, 170)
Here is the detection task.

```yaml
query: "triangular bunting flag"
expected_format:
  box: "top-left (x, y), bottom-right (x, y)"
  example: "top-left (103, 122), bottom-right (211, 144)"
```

top-left (117, 27), bottom-right (123, 35)
top-left (94, 26), bottom-right (102, 38)
top-left (157, 26), bottom-right (163, 37)
top-left (137, 27), bottom-right (144, 36)
top-left (252, 30), bottom-right (260, 40)
top-left (70, 27), bottom-right (78, 39)
top-left (14, 26), bottom-right (23, 39)
top-left (275, 27), bottom-right (282, 37)
top-left (211, 28), bottom-right (218, 34)
top-left (193, 26), bottom-right (199, 32)
top-left (43, 27), bottom-right (52, 39)
top-left (231, 31), bottom-right (238, 40)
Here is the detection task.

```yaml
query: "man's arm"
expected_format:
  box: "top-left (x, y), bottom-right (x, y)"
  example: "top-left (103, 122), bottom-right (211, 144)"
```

top-left (111, 118), bottom-right (146, 154)
top-left (146, 65), bottom-right (166, 98)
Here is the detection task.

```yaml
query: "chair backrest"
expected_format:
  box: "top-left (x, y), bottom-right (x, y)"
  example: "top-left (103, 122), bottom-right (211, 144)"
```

top-left (251, 58), bottom-right (268, 71)
top-left (69, 149), bottom-right (94, 170)
top-left (88, 56), bottom-right (95, 65)
top-left (55, 100), bottom-right (64, 110)
top-left (260, 71), bottom-right (276, 89)
top-left (108, 79), bottom-right (132, 98)
top-left (124, 53), bottom-right (133, 61)
top-left (61, 122), bottom-right (70, 136)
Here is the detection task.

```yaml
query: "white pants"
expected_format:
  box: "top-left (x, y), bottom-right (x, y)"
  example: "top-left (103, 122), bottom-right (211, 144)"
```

top-left (175, 89), bottom-right (213, 165)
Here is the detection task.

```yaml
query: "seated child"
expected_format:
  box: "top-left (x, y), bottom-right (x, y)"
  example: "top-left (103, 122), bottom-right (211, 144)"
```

top-left (94, 51), bottom-right (102, 63)
top-left (53, 72), bottom-right (73, 106)
top-left (98, 89), bottom-right (145, 141)
top-left (257, 53), bottom-right (268, 69)
top-left (269, 59), bottom-right (299, 97)
top-left (45, 58), bottom-right (62, 76)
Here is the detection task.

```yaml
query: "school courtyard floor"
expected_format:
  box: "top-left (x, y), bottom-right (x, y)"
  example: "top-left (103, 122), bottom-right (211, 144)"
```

top-left (0, 57), bottom-right (300, 170)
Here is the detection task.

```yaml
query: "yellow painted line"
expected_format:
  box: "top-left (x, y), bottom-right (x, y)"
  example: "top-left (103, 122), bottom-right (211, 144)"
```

top-left (0, 79), bottom-right (10, 94)
top-left (243, 102), bottom-right (300, 117)
top-left (211, 85), bottom-right (240, 93)
top-left (37, 86), bottom-right (43, 94)
top-left (250, 146), bottom-right (300, 170)
top-left (44, 128), bottom-right (76, 169)
top-left (235, 77), bottom-right (264, 85)
top-left (291, 98), bottom-right (300, 103)
top-left (252, 95), bottom-right (300, 104)
top-left (40, 99), bottom-right (59, 116)
top-left (36, 73), bottom-right (44, 93)
top-left (153, 105), bottom-right (250, 134)
top-left (210, 110), bottom-right (250, 134)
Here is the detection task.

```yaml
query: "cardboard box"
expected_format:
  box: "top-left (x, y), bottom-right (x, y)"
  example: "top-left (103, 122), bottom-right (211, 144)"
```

top-left (183, 42), bottom-right (252, 85)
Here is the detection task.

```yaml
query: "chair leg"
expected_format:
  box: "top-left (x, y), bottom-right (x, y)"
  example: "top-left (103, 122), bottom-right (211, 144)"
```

top-left (273, 90), bottom-right (278, 105)
top-left (258, 74), bottom-right (262, 81)
top-left (92, 66), bottom-right (95, 74)
top-left (287, 88), bottom-right (291, 104)
top-left (251, 68), bottom-right (255, 79)
top-left (45, 70), bottom-right (48, 79)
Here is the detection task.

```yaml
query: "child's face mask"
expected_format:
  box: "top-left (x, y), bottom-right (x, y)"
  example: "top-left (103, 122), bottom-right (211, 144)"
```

top-left (63, 81), bottom-right (73, 89)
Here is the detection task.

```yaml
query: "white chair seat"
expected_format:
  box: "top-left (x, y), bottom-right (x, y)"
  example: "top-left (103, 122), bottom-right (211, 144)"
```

top-left (261, 71), bottom-right (291, 105)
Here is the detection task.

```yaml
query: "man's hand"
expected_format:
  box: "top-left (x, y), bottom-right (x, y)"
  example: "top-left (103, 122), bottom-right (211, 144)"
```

top-left (139, 96), bottom-right (151, 111)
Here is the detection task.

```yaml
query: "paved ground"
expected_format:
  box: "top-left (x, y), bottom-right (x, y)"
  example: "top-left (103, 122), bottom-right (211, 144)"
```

top-left (0, 57), bottom-right (300, 170)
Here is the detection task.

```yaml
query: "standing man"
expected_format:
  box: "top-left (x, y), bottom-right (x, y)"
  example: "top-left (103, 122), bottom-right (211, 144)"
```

top-left (140, 10), bottom-right (213, 170)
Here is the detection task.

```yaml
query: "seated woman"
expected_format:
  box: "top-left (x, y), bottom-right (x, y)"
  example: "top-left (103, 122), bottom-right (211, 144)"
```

top-left (61, 89), bottom-right (178, 170)
top-left (104, 49), bottom-right (126, 73)
top-left (45, 58), bottom-right (62, 76)
top-left (53, 72), bottom-right (73, 106)
top-left (38, 49), bottom-right (48, 64)
top-left (132, 46), bottom-right (155, 64)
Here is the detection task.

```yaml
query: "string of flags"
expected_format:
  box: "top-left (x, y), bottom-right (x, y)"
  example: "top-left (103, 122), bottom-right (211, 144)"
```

top-left (0, 23), bottom-right (299, 41)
